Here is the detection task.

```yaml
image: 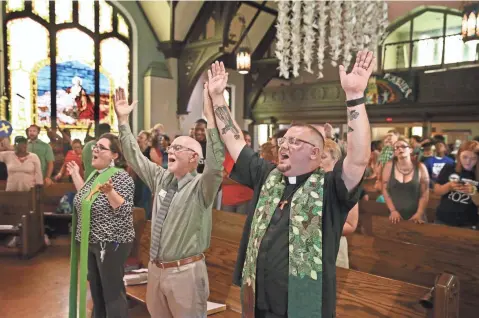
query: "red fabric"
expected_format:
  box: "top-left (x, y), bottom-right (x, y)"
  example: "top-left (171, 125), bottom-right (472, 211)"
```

top-left (222, 152), bottom-right (253, 206)
top-left (64, 150), bottom-right (83, 177)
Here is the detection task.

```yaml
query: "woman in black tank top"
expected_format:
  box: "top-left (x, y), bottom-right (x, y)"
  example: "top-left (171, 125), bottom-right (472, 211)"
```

top-left (381, 137), bottom-right (430, 224)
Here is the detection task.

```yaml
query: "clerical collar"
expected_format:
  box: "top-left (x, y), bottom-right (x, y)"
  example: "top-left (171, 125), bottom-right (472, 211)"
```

top-left (97, 167), bottom-right (109, 174)
top-left (285, 171), bottom-right (314, 186)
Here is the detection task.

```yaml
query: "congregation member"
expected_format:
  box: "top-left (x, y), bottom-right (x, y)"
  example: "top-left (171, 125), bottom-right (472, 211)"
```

top-left (1, 136), bottom-right (44, 248)
top-left (54, 139), bottom-right (83, 182)
top-left (382, 137), bottom-right (430, 224)
top-left (424, 140), bottom-right (454, 185)
top-left (222, 130), bottom-right (253, 214)
top-left (150, 130), bottom-right (169, 168)
top-left (27, 124), bottom-right (54, 186)
top-left (0, 134), bottom-right (13, 181)
top-left (321, 139), bottom-right (359, 269)
top-left (68, 134), bottom-right (135, 318)
top-left (207, 50), bottom-right (373, 317)
top-left (434, 140), bottom-right (479, 228)
top-left (194, 118), bottom-right (208, 173)
top-left (115, 85), bottom-right (224, 317)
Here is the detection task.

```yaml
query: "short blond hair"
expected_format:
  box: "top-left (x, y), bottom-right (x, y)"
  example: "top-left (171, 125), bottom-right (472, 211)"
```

top-left (324, 139), bottom-right (342, 162)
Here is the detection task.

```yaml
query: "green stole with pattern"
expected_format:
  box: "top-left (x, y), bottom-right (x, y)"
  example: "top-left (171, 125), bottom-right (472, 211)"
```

top-left (241, 168), bottom-right (325, 318)
top-left (69, 167), bottom-right (120, 318)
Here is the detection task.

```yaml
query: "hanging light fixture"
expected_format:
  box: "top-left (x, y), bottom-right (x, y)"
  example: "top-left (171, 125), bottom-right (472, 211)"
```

top-left (236, 15), bottom-right (251, 74)
top-left (462, 2), bottom-right (479, 42)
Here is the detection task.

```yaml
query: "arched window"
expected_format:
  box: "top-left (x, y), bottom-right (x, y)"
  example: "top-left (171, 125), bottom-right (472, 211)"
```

top-left (381, 8), bottom-right (479, 70)
top-left (3, 0), bottom-right (132, 140)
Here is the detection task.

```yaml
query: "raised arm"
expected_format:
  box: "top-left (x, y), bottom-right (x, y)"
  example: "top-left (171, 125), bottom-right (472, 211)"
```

top-left (339, 51), bottom-right (373, 192)
top-left (207, 61), bottom-right (246, 162)
top-left (198, 82), bottom-right (225, 206)
top-left (114, 88), bottom-right (165, 191)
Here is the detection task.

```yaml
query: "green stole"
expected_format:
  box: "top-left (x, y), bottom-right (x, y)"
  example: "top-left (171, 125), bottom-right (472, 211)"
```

top-left (69, 167), bottom-right (120, 318)
top-left (241, 168), bottom-right (325, 318)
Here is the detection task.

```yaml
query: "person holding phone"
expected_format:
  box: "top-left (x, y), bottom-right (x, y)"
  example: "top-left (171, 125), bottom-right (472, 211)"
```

top-left (434, 141), bottom-right (479, 228)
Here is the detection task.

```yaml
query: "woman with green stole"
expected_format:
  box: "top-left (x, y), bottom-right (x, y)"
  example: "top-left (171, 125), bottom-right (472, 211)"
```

top-left (68, 133), bottom-right (135, 318)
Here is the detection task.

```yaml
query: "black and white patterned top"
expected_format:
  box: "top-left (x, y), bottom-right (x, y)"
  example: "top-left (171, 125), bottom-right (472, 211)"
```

top-left (74, 169), bottom-right (135, 244)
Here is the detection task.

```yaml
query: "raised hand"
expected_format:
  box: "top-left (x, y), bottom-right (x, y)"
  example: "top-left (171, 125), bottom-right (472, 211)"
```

top-left (207, 61), bottom-right (228, 98)
top-left (66, 161), bottom-right (80, 177)
top-left (339, 50), bottom-right (376, 100)
top-left (99, 179), bottom-right (114, 194)
top-left (114, 88), bottom-right (137, 124)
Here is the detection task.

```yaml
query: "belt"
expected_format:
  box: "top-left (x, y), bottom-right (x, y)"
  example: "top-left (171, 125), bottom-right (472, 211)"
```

top-left (151, 253), bottom-right (204, 269)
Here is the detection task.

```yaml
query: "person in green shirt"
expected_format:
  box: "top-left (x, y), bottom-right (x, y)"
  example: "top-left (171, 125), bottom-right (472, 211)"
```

top-left (115, 86), bottom-right (225, 318)
top-left (27, 124), bottom-right (54, 186)
top-left (82, 123), bottom-right (111, 180)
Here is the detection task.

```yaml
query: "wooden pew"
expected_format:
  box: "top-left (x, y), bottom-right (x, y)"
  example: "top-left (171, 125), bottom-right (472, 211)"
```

top-left (359, 200), bottom-right (438, 223)
top-left (125, 216), bottom-right (241, 317)
top-left (350, 213), bottom-right (477, 317)
top-left (127, 210), bottom-right (459, 317)
top-left (0, 187), bottom-right (44, 258)
top-left (41, 182), bottom-right (77, 214)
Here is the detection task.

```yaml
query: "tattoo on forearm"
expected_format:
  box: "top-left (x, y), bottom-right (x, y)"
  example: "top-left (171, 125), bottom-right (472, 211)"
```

top-left (348, 110), bottom-right (359, 121)
top-left (348, 126), bottom-right (354, 133)
top-left (213, 105), bottom-right (241, 140)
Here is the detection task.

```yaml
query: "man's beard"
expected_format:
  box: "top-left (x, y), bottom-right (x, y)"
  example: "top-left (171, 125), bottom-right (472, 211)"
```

top-left (277, 163), bottom-right (291, 173)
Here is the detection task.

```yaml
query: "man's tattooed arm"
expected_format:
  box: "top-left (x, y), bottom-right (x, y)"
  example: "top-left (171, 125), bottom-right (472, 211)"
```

top-left (213, 105), bottom-right (241, 140)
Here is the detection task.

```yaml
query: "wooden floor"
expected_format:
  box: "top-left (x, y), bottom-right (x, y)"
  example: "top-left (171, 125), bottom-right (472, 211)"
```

top-left (0, 236), bottom-right (149, 318)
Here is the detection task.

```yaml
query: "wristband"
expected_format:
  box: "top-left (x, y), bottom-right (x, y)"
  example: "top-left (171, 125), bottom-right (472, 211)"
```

top-left (346, 97), bottom-right (365, 107)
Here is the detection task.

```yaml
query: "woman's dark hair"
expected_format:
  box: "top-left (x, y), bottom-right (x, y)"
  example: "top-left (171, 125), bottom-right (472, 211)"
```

top-left (99, 133), bottom-right (127, 169)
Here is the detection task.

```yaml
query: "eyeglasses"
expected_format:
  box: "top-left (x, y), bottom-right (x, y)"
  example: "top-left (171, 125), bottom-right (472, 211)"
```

top-left (92, 144), bottom-right (111, 152)
top-left (277, 136), bottom-right (318, 148)
top-left (394, 145), bottom-right (409, 151)
top-left (166, 144), bottom-right (197, 154)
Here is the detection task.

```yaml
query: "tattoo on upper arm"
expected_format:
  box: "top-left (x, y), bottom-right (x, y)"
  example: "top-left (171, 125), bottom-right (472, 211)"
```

top-left (348, 126), bottom-right (354, 132)
top-left (214, 105), bottom-right (241, 140)
top-left (348, 110), bottom-right (359, 121)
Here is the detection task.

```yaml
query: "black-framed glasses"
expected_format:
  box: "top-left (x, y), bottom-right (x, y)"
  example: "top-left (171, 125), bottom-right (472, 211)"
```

top-left (277, 136), bottom-right (318, 148)
top-left (92, 144), bottom-right (111, 152)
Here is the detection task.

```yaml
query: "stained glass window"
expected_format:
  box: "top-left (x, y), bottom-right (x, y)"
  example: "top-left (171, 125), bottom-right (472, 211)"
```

top-left (32, 0), bottom-right (50, 22)
top-left (6, 0), bottom-right (24, 13)
top-left (100, 0), bottom-right (113, 33)
top-left (3, 1), bottom-right (132, 138)
top-left (100, 38), bottom-right (130, 127)
top-left (118, 14), bottom-right (129, 39)
top-left (79, 0), bottom-right (95, 32)
top-left (7, 18), bottom-right (49, 138)
top-left (55, 0), bottom-right (73, 24)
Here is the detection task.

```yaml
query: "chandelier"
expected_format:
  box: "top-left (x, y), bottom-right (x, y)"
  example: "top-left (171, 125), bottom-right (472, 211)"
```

top-left (462, 2), bottom-right (479, 42)
top-left (236, 15), bottom-right (251, 74)
top-left (275, 1), bottom-right (388, 79)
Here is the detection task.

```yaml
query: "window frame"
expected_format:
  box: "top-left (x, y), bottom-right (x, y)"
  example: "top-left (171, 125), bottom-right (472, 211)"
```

top-left (2, 0), bottom-right (133, 130)
top-left (379, 7), bottom-right (475, 71)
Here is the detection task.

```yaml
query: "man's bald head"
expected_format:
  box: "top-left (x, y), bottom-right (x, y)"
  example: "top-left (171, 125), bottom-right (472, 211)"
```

top-left (172, 136), bottom-right (204, 158)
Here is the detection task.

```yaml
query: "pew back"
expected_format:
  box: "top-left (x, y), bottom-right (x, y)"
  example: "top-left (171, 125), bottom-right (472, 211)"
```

top-left (350, 214), bottom-right (477, 317)
top-left (0, 187), bottom-right (43, 258)
top-left (359, 200), bottom-right (437, 223)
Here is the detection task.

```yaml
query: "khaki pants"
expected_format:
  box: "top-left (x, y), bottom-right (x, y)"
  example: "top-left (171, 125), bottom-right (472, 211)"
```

top-left (336, 236), bottom-right (349, 269)
top-left (146, 259), bottom-right (209, 318)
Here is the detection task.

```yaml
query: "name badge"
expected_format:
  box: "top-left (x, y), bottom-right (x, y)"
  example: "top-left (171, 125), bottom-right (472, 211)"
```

top-left (159, 189), bottom-right (167, 200)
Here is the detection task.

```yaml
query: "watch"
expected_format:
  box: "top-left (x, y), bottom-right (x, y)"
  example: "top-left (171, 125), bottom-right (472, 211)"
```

top-left (346, 97), bottom-right (365, 107)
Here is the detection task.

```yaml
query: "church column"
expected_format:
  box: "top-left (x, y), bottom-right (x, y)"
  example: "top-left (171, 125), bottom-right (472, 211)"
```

top-left (143, 59), bottom-right (179, 136)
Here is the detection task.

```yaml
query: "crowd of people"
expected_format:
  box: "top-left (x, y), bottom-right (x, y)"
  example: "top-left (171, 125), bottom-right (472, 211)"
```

top-left (0, 49), bottom-right (478, 318)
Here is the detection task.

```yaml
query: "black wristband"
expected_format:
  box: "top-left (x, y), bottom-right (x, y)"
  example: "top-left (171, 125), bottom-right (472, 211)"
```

top-left (346, 97), bottom-right (365, 107)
